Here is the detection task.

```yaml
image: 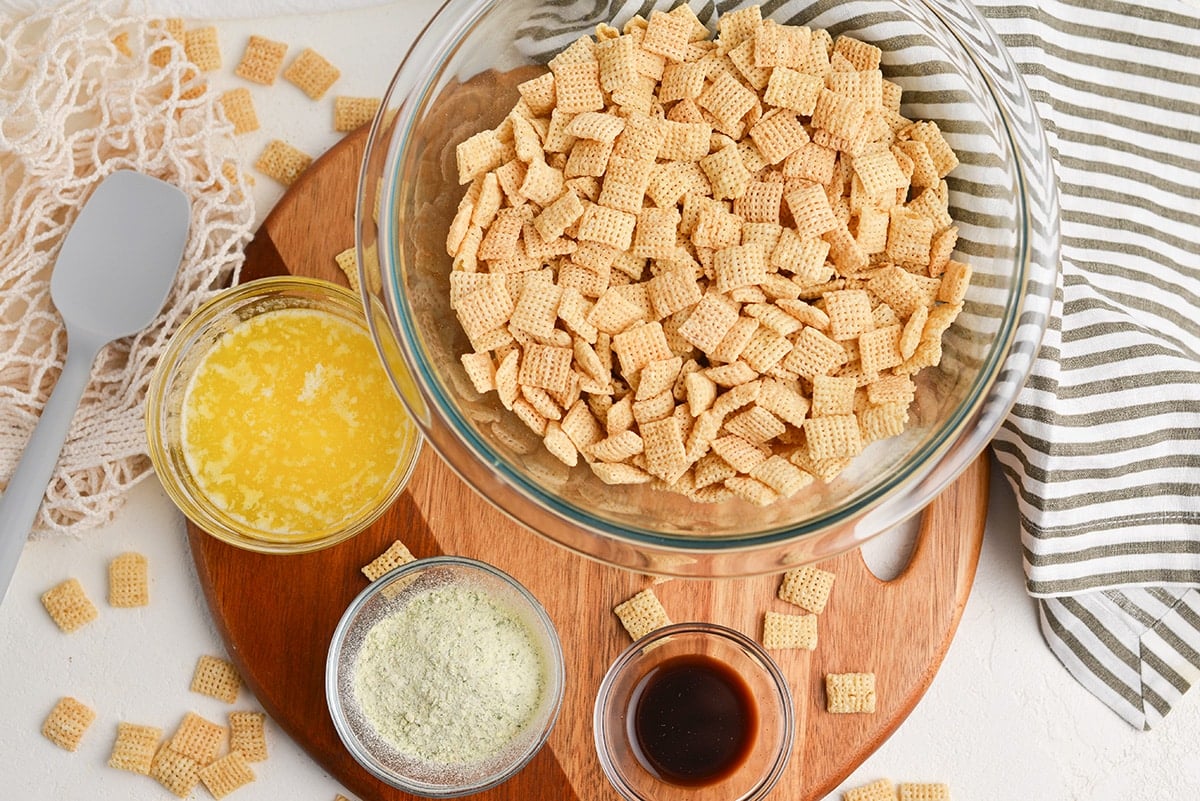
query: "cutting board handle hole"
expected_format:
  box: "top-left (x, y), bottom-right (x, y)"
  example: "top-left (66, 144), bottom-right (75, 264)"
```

top-left (859, 515), bottom-right (921, 581)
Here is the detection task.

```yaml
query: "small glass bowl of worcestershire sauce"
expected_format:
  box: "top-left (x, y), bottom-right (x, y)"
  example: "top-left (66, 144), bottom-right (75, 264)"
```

top-left (593, 622), bottom-right (794, 801)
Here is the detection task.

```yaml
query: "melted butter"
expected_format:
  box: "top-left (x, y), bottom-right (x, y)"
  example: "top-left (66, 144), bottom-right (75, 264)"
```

top-left (181, 307), bottom-right (414, 540)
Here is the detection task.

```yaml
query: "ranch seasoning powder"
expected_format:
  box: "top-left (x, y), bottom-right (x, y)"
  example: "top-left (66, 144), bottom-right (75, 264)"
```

top-left (352, 582), bottom-right (547, 765)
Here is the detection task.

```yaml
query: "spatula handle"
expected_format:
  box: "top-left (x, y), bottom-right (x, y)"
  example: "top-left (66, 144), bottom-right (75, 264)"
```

top-left (0, 337), bottom-right (100, 604)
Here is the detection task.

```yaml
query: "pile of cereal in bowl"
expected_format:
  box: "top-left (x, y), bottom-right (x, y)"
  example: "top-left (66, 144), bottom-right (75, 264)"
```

top-left (446, 4), bottom-right (969, 507)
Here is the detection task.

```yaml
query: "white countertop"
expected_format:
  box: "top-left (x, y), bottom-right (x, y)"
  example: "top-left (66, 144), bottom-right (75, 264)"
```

top-left (2, 3), bottom-right (1199, 800)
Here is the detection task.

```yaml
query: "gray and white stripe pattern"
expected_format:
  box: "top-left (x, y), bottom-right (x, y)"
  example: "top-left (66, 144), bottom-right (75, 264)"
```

top-left (516, 0), bottom-right (1200, 728)
top-left (977, 0), bottom-right (1200, 730)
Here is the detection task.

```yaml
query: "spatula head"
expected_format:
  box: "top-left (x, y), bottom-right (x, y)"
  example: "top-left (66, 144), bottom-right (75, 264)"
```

top-left (49, 170), bottom-right (191, 340)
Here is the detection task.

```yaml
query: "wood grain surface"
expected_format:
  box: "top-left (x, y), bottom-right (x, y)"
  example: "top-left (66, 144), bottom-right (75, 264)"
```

top-left (187, 125), bottom-right (988, 801)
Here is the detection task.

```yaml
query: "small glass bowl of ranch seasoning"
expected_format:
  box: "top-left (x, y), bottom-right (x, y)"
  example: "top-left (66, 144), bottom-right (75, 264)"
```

top-left (593, 622), bottom-right (795, 801)
top-left (326, 556), bottom-right (565, 797)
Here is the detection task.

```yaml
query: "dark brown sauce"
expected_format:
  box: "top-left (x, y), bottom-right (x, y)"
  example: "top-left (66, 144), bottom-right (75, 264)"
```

top-left (628, 653), bottom-right (758, 786)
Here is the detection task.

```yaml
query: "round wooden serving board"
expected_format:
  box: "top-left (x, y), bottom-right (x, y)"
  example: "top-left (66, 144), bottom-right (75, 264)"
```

top-left (187, 126), bottom-right (988, 801)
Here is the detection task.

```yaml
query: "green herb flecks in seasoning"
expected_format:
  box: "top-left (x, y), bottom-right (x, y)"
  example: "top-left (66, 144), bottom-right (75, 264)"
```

top-left (353, 584), bottom-right (547, 765)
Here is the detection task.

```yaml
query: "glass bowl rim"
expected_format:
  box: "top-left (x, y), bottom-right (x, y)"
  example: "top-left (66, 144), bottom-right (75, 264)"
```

top-left (324, 554), bottom-right (567, 797)
top-left (356, 0), bottom-right (1058, 570)
top-left (592, 620), bottom-right (796, 801)
top-left (145, 275), bottom-right (422, 554)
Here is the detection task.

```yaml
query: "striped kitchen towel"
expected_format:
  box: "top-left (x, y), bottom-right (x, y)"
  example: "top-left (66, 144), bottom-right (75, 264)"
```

top-left (978, 0), bottom-right (1200, 730)
top-left (513, 0), bottom-right (1199, 728)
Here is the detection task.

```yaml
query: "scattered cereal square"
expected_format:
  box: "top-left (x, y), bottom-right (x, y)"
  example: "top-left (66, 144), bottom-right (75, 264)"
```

top-left (191, 655), bottom-right (241, 703)
top-left (859, 403), bottom-right (909, 443)
top-left (41, 577), bottom-right (98, 633)
top-left (335, 247), bottom-right (360, 292)
top-left (778, 565), bottom-right (835, 613)
top-left (362, 539), bottom-right (417, 581)
top-left (641, 416), bottom-right (689, 484)
top-left (218, 87), bottom-right (259, 135)
top-left (749, 454), bottom-right (813, 497)
top-left (455, 128), bottom-right (507, 185)
top-left (567, 140), bottom-right (614, 184)
top-left (612, 322), bottom-right (673, 375)
top-left (199, 750), bottom-right (256, 799)
top-left (543, 421), bottom-right (579, 467)
top-left (812, 88), bottom-right (866, 141)
top-left (898, 783), bottom-right (950, 801)
top-left (334, 96), bottom-right (382, 132)
top-left (734, 181), bottom-right (785, 224)
top-left (234, 34), bottom-right (287, 85)
top-left (713, 242), bottom-right (768, 294)
top-left (728, 37), bottom-right (771, 91)
top-left (614, 588), bottom-right (670, 640)
top-left (548, 35), bottom-right (596, 72)
top-left (823, 289), bottom-right (874, 340)
top-left (715, 4), bottom-right (761, 46)
top-left (596, 35), bottom-right (638, 95)
top-left (826, 671), bottom-right (876, 713)
top-left (711, 434), bottom-right (767, 473)
top-left (184, 26), bottom-right (222, 72)
top-left (552, 59), bottom-right (605, 114)
top-left (845, 777), bottom-right (898, 801)
top-left (812, 374), bottom-right (857, 417)
top-left (179, 66), bottom-right (209, 102)
top-left (937, 259), bottom-right (972, 305)
top-left (284, 47), bottom-right (341, 100)
top-left (762, 610), bottom-right (818, 650)
top-left (107, 552), bottom-right (149, 608)
top-left (567, 110), bottom-right (627, 143)
top-left (475, 205), bottom-right (524, 261)
top-left (169, 712), bottom-right (226, 766)
top-left (150, 18), bottom-right (185, 68)
top-left (868, 265), bottom-right (927, 318)
top-left (642, 9), bottom-right (691, 62)
top-left (700, 142), bottom-right (753, 201)
top-left (859, 324), bottom-right (903, 374)
top-left (853, 148), bottom-right (908, 200)
top-left (659, 61), bottom-right (705, 103)
top-left (834, 35), bottom-right (882, 71)
top-left (150, 746), bottom-right (202, 798)
top-left (659, 119), bottom-right (710, 162)
top-left (698, 70), bottom-right (757, 131)
top-left (255, 139), bottom-right (312, 186)
top-left (886, 209), bottom-right (935, 268)
top-left (599, 154), bottom-right (653, 214)
top-left (750, 111), bottom-right (809, 165)
top-left (905, 120), bottom-right (959, 178)
top-left (785, 181), bottom-right (838, 239)
top-left (578, 203), bottom-right (637, 251)
top-left (591, 460), bottom-right (654, 485)
top-left (108, 722), bottom-right (162, 774)
top-left (764, 67), bottom-right (823, 116)
top-left (518, 71), bottom-right (556, 116)
top-left (42, 696), bottom-right (95, 751)
top-left (511, 281), bottom-right (564, 339)
top-left (518, 342), bottom-right (574, 395)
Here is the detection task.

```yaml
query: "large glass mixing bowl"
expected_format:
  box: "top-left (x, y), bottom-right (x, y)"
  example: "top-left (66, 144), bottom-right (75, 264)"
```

top-left (356, 0), bottom-right (1058, 577)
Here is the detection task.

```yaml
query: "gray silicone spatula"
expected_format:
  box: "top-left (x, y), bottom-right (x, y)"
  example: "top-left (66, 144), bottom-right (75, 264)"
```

top-left (0, 170), bottom-right (190, 604)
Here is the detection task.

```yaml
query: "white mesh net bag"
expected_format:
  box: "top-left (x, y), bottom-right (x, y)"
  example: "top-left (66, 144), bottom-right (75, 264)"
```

top-left (0, 0), bottom-right (255, 535)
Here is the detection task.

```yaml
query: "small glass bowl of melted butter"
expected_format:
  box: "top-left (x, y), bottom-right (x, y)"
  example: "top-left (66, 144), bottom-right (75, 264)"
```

top-left (594, 622), bottom-right (794, 801)
top-left (147, 276), bottom-right (422, 553)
